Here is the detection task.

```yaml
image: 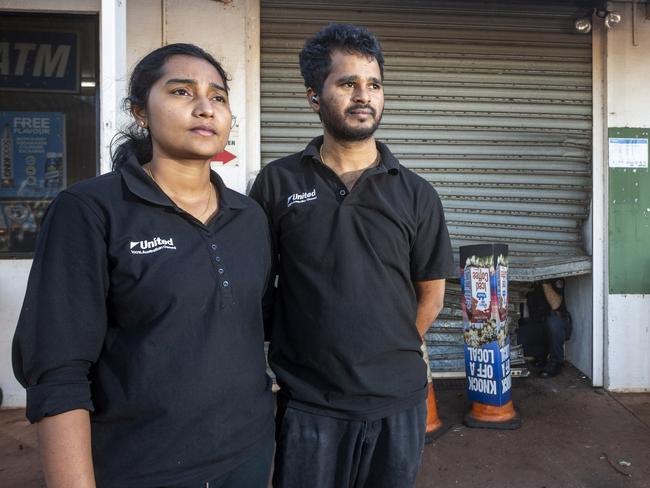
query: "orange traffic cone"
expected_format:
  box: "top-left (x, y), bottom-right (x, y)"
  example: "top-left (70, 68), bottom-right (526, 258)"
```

top-left (425, 381), bottom-right (450, 443)
top-left (464, 399), bottom-right (521, 429)
top-left (422, 342), bottom-right (449, 443)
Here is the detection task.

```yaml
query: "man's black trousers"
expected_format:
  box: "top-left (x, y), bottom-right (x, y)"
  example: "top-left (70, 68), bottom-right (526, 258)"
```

top-left (273, 400), bottom-right (427, 488)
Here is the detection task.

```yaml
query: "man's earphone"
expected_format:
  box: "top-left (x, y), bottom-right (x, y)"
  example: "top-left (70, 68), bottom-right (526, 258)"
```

top-left (311, 95), bottom-right (319, 104)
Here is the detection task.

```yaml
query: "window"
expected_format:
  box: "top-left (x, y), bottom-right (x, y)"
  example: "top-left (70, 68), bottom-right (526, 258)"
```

top-left (0, 12), bottom-right (99, 257)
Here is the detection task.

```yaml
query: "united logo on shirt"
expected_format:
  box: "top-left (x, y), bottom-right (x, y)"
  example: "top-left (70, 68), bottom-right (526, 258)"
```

top-left (130, 236), bottom-right (176, 254)
top-left (287, 189), bottom-right (317, 207)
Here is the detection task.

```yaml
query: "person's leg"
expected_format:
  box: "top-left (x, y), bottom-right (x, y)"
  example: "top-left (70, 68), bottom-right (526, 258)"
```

top-left (518, 317), bottom-right (548, 367)
top-left (355, 401), bottom-right (427, 488)
top-left (541, 314), bottom-right (566, 377)
top-left (273, 406), bottom-right (365, 488)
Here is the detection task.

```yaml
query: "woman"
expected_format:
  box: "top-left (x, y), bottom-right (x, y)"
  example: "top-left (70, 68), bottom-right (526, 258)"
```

top-left (12, 44), bottom-right (274, 488)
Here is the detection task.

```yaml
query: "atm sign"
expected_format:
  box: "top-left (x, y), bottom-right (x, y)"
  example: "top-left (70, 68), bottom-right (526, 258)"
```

top-left (0, 30), bottom-right (79, 93)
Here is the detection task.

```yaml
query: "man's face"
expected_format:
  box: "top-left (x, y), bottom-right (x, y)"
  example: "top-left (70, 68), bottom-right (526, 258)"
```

top-left (316, 50), bottom-right (384, 141)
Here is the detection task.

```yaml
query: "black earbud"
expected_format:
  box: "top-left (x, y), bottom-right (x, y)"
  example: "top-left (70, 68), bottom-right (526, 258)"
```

top-left (311, 95), bottom-right (319, 104)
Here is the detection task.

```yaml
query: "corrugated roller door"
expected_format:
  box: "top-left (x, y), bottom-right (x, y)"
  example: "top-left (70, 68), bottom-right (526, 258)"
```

top-left (261, 0), bottom-right (594, 271)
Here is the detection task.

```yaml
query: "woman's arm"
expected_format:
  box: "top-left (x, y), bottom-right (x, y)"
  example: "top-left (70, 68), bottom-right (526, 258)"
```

top-left (38, 409), bottom-right (96, 488)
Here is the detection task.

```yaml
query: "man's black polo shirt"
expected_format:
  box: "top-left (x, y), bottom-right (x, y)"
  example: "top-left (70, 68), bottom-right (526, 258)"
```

top-left (13, 154), bottom-right (274, 487)
top-left (250, 136), bottom-right (455, 420)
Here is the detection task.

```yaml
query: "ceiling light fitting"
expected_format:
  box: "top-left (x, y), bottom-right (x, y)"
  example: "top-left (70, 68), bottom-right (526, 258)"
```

top-left (574, 8), bottom-right (622, 34)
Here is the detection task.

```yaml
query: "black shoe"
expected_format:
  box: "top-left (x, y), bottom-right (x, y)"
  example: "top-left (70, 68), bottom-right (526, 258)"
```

top-left (539, 363), bottom-right (561, 378)
top-left (533, 357), bottom-right (547, 368)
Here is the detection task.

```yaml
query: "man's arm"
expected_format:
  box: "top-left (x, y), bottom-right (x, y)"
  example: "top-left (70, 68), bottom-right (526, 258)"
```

top-left (414, 279), bottom-right (446, 338)
top-left (38, 409), bottom-right (95, 488)
top-left (541, 282), bottom-right (562, 311)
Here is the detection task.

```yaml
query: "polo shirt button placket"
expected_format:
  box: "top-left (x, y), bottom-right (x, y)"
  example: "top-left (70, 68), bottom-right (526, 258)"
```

top-left (209, 244), bottom-right (234, 303)
top-left (221, 271), bottom-right (234, 305)
top-left (206, 238), bottom-right (220, 263)
top-left (208, 242), bottom-right (230, 297)
top-left (214, 256), bottom-right (228, 283)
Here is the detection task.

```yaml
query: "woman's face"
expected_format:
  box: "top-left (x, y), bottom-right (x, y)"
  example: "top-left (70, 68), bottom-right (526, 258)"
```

top-left (137, 54), bottom-right (232, 162)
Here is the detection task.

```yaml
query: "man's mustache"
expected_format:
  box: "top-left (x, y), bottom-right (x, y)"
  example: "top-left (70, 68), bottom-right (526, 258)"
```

top-left (346, 104), bottom-right (376, 116)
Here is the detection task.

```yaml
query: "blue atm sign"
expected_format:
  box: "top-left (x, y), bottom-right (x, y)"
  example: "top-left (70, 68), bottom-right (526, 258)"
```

top-left (0, 30), bottom-right (79, 93)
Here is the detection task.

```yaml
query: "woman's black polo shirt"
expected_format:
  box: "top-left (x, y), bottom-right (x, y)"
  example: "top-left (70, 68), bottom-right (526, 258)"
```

top-left (12, 155), bottom-right (274, 487)
top-left (250, 136), bottom-right (455, 420)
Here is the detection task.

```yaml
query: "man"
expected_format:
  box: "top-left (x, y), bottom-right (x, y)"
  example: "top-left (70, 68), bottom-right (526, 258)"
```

top-left (250, 24), bottom-right (455, 488)
top-left (527, 278), bottom-right (572, 378)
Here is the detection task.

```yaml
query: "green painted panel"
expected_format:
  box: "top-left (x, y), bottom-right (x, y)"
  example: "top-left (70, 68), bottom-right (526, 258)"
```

top-left (608, 127), bottom-right (650, 294)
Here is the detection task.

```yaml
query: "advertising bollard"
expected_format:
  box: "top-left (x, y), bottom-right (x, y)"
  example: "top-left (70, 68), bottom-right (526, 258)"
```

top-left (460, 244), bottom-right (521, 429)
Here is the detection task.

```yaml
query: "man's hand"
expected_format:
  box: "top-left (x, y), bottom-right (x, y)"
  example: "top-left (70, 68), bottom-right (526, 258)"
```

top-left (414, 279), bottom-right (446, 338)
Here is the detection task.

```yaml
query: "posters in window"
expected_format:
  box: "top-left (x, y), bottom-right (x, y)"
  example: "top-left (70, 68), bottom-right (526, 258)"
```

top-left (0, 111), bottom-right (66, 253)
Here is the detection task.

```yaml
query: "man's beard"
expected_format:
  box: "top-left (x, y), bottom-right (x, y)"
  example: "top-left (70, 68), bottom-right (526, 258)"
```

top-left (319, 101), bottom-right (383, 142)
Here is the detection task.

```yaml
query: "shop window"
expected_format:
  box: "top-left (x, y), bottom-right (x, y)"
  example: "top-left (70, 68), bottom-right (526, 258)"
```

top-left (0, 12), bottom-right (98, 257)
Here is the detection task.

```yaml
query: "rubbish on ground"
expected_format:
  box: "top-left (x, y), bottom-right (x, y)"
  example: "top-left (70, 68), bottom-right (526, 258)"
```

top-left (600, 453), bottom-right (632, 477)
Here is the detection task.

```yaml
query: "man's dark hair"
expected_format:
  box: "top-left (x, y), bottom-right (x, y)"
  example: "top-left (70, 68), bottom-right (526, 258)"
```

top-left (299, 23), bottom-right (384, 94)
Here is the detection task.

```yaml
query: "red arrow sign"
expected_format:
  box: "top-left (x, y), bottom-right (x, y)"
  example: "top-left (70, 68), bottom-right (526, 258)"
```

top-left (212, 150), bottom-right (236, 164)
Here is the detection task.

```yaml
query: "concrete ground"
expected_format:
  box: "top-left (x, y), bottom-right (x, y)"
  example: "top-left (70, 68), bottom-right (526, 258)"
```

top-left (417, 365), bottom-right (650, 488)
top-left (1, 364), bottom-right (649, 488)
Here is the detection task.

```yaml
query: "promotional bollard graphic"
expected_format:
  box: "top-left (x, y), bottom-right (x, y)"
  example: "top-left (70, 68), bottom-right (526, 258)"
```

top-left (460, 243), bottom-right (521, 429)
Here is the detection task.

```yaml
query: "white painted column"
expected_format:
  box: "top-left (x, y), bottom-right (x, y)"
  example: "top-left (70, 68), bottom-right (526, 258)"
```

top-left (604, 1), bottom-right (650, 391)
top-left (245, 0), bottom-right (262, 192)
top-left (100, 0), bottom-right (128, 174)
top-left (591, 16), bottom-right (606, 388)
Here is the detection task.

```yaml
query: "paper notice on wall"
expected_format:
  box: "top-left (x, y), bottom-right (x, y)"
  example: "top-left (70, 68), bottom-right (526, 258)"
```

top-left (608, 137), bottom-right (648, 168)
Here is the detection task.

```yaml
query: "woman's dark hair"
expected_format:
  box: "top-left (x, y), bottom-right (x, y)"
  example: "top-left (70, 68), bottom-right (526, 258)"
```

top-left (111, 43), bottom-right (230, 169)
top-left (299, 23), bottom-right (384, 95)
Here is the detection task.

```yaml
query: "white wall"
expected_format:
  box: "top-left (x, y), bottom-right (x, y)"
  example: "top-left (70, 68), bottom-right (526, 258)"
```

top-left (127, 0), bottom-right (261, 193)
top-left (0, 261), bottom-right (30, 407)
top-left (607, 2), bottom-right (650, 128)
top-left (565, 274), bottom-right (593, 378)
top-left (607, 295), bottom-right (650, 391)
top-left (605, 1), bottom-right (650, 391)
